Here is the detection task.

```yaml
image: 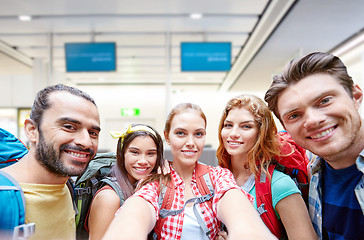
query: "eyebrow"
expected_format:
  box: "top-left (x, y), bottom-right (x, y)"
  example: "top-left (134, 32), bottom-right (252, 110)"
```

top-left (281, 108), bottom-right (298, 119)
top-left (129, 146), bottom-right (157, 151)
top-left (225, 119), bottom-right (255, 124)
top-left (58, 117), bottom-right (101, 132)
top-left (281, 90), bottom-right (335, 118)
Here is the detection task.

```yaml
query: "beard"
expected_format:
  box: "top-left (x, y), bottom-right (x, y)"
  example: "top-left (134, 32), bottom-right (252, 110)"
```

top-left (35, 130), bottom-right (94, 177)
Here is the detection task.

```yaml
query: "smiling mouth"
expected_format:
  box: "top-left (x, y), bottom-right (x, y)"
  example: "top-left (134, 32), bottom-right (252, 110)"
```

top-left (65, 150), bottom-right (87, 158)
top-left (181, 150), bottom-right (197, 155)
top-left (134, 167), bottom-right (150, 173)
top-left (228, 140), bottom-right (243, 145)
top-left (309, 127), bottom-right (335, 139)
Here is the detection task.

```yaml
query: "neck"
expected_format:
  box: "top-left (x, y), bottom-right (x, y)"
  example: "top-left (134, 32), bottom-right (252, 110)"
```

top-left (172, 160), bottom-right (195, 183)
top-left (230, 154), bottom-right (252, 186)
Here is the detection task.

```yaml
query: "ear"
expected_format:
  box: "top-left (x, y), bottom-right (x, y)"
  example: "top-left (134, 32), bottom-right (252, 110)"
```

top-left (352, 84), bottom-right (363, 110)
top-left (24, 119), bottom-right (38, 144)
top-left (164, 131), bottom-right (170, 145)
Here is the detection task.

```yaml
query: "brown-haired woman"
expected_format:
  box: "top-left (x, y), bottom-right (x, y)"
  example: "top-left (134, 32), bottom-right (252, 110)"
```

top-left (216, 94), bottom-right (316, 240)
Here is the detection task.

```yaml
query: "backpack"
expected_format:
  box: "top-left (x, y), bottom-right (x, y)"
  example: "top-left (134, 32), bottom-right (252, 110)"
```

top-left (74, 152), bottom-right (125, 239)
top-left (255, 131), bottom-right (309, 239)
top-left (0, 129), bottom-right (76, 239)
top-left (0, 128), bottom-right (28, 168)
top-left (152, 163), bottom-right (215, 240)
top-left (0, 128), bottom-right (34, 239)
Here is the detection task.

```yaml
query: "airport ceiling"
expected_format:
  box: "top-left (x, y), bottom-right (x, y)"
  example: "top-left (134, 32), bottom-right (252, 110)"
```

top-left (0, 0), bottom-right (363, 93)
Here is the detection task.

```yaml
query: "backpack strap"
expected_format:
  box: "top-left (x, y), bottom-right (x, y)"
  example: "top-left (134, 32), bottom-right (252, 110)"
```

top-left (100, 177), bottom-right (125, 206)
top-left (66, 179), bottom-right (78, 215)
top-left (153, 163), bottom-right (214, 240)
top-left (152, 177), bottom-right (174, 240)
top-left (0, 170), bottom-right (35, 239)
top-left (255, 164), bottom-right (285, 239)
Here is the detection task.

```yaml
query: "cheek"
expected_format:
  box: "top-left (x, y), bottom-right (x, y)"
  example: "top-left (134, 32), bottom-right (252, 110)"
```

top-left (169, 138), bottom-right (183, 150)
top-left (124, 154), bottom-right (135, 169)
top-left (148, 156), bottom-right (158, 169)
top-left (196, 138), bottom-right (206, 148)
top-left (220, 130), bottom-right (228, 141)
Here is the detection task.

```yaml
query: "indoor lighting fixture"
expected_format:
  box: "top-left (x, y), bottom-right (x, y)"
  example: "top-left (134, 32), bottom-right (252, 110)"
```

top-left (190, 13), bottom-right (203, 19)
top-left (331, 31), bottom-right (364, 56)
top-left (18, 15), bottom-right (32, 21)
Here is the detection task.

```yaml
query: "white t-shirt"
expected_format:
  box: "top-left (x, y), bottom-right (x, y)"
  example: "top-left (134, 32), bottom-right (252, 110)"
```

top-left (181, 206), bottom-right (210, 240)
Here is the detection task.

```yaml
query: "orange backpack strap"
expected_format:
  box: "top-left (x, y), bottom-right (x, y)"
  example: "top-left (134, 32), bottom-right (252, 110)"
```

top-left (195, 163), bottom-right (214, 211)
top-left (255, 164), bottom-right (285, 239)
top-left (152, 163), bottom-right (215, 240)
top-left (153, 178), bottom-right (175, 240)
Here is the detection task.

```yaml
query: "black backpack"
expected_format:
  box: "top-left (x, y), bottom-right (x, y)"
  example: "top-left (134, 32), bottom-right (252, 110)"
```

top-left (74, 152), bottom-right (125, 239)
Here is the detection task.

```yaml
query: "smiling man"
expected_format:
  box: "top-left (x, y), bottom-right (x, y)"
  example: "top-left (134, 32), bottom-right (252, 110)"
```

top-left (2, 84), bottom-right (101, 239)
top-left (265, 52), bottom-right (364, 240)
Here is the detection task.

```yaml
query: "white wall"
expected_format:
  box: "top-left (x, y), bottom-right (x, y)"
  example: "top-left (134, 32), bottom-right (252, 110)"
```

top-left (80, 84), bottom-right (267, 152)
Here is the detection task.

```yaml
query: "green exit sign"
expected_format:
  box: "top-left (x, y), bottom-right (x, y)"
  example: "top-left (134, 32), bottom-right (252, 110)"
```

top-left (121, 108), bottom-right (140, 116)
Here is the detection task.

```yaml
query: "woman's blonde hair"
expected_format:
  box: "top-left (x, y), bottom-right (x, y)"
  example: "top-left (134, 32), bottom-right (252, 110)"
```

top-left (216, 94), bottom-right (281, 178)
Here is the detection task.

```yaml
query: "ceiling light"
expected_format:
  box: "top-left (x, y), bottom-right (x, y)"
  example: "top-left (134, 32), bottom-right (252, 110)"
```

top-left (190, 13), bottom-right (203, 19)
top-left (18, 15), bottom-right (32, 21)
top-left (331, 31), bottom-right (364, 56)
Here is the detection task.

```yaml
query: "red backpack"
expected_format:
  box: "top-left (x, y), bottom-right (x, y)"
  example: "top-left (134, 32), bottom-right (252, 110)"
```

top-left (152, 163), bottom-right (215, 240)
top-left (255, 131), bottom-right (309, 239)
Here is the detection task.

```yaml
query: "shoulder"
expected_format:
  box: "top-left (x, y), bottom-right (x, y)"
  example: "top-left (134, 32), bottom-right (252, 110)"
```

top-left (271, 170), bottom-right (297, 189)
top-left (92, 188), bottom-right (121, 208)
top-left (271, 170), bottom-right (300, 207)
top-left (207, 165), bottom-right (233, 176)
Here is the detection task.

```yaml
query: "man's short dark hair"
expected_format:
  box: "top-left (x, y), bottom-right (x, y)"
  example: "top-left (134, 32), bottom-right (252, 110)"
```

top-left (30, 84), bottom-right (96, 128)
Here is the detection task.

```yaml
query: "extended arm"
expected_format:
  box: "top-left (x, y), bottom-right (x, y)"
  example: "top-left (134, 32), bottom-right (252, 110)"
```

top-left (102, 196), bottom-right (156, 240)
top-left (276, 193), bottom-right (317, 240)
top-left (88, 189), bottom-right (120, 240)
top-left (217, 189), bottom-right (277, 240)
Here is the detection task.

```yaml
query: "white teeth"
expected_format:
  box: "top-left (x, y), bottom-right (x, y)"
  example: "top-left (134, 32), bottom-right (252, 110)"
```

top-left (183, 151), bottom-right (195, 155)
top-left (135, 167), bottom-right (148, 171)
top-left (229, 141), bottom-right (241, 145)
top-left (311, 128), bottom-right (334, 139)
top-left (68, 152), bottom-right (86, 158)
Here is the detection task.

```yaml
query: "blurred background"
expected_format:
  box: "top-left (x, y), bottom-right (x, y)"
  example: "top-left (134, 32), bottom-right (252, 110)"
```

top-left (0, 0), bottom-right (363, 164)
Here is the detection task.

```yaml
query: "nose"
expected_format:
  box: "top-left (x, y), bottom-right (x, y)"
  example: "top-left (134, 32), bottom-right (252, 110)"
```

top-left (185, 134), bottom-right (195, 148)
top-left (303, 108), bottom-right (325, 130)
top-left (137, 155), bottom-right (148, 165)
top-left (229, 126), bottom-right (240, 139)
top-left (74, 129), bottom-right (93, 149)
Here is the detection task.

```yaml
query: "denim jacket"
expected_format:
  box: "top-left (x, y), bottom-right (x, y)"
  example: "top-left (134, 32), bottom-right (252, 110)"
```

top-left (308, 149), bottom-right (364, 239)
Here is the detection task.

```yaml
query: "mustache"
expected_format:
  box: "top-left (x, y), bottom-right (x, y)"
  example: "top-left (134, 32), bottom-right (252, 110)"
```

top-left (59, 144), bottom-right (95, 157)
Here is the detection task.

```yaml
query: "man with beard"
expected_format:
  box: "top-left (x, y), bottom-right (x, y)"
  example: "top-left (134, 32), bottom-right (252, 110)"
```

top-left (1, 84), bottom-right (101, 239)
top-left (265, 52), bottom-right (364, 240)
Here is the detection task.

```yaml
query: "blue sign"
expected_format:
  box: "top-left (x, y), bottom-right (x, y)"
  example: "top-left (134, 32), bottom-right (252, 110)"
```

top-left (65, 42), bottom-right (117, 72)
top-left (181, 42), bottom-right (231, 71)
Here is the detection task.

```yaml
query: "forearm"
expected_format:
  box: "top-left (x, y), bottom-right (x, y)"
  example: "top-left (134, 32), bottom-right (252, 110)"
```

top-left (102, 197), bottom-right (156, 240)
top-left (277, 193), bottom-right (318, 240)
top-left (217, 189), bottom-right (277, 240)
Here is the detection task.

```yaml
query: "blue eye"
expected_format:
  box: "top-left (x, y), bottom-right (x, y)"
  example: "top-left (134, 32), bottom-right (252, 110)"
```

top-left (176, 131), bottom-right (185, 136)
top-left (288, 113), bottom-right (300, 120)
top-left (320, 97), bottom-right (331, 105)
top-left (195, 131), bottom-right (205, 137)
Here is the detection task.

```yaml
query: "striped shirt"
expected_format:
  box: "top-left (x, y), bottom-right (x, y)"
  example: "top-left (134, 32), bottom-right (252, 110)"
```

top-left (308, 149), bottom-right (364, 239)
